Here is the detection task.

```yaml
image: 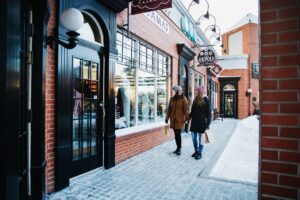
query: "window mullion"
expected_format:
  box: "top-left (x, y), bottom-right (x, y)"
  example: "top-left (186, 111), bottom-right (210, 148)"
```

top-left (135, 40), bottom-right (139, 125)
top-left (153, 50), bottom-right (158, 122)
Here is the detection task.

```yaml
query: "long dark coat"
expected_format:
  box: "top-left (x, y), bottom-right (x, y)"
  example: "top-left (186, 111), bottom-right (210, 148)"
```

top-left (189, 96), bottom-right (211, 133)
top-left (166, 95), bottom-right (189, 130)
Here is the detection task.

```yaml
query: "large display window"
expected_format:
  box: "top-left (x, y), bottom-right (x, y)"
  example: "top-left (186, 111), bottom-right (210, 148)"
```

top-left (115, 30), bottom-right (170, 130)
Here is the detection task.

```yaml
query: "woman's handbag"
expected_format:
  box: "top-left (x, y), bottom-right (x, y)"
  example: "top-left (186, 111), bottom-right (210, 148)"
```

top-left (204, 129), bottom-right (212, 144)
top-left (163, 125), bottom-right (170, 136)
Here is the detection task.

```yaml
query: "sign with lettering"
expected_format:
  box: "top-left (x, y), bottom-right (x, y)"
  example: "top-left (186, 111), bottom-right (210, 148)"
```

top-left (211, 63), bottom-right (223, 76)
top-left (197, 49), bottom-right (215, 66)
top-left (144, 11), bottom-right (170, 34)
top-left (181, 16), bottom-right (196, 42)
top-left (132, 0), bottom-right (173, 15)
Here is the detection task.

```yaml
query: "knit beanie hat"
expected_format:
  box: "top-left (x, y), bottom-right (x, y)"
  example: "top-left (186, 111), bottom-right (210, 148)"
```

top-left (173, 85), bottom-right (182, 92)
top-left (197, 85), bottom-right (205, 95)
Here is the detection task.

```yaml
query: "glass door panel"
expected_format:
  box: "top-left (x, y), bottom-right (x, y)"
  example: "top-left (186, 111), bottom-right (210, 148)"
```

top-left (224, 93), bottom-right (234, 117)
top-left (72, 57), bottom-right (100, 162)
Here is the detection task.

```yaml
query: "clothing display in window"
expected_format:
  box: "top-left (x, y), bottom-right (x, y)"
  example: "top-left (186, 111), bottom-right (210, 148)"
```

top-left (116, 86), bottom-right (130, 128)
top-left (73, 89), bottom-right (82, 116)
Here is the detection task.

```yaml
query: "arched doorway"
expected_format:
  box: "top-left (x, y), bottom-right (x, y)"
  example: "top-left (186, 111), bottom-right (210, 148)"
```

top-left (55, 9), bottom-right (108, 189)
top-left (219, 77), bottom-right (240, 118)
top-left (70, 11), bottom-right (105, 177)
top-left (223, 84), bottom-right (237, 118)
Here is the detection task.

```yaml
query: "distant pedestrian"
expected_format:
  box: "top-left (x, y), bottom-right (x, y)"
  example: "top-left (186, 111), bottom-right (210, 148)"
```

top-left (165, 85), bottom-right (189, 155)
top-left (189, 85), bottom-right (211, 160)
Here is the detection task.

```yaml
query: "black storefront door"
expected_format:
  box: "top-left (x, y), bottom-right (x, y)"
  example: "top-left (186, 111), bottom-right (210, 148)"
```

top-left (70, 44), bottom-right (104, 177)
top-left (223, 91), bottom-right (236, 118)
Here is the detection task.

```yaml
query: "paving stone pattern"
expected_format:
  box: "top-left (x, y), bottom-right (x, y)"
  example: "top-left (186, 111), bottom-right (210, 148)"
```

top-left (47, 119), bottom-right (258, 200)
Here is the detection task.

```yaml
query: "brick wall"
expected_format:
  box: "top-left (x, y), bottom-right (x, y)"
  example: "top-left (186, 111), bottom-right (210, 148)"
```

top-left (221, 69), bottom-right (250, 118)
top-left (117, 9), bottom-right (208, 92)
top-left (45, 0), bottom-right (56, 193)
top-left (260, 0), bottom-right (300, 199)
top-left (115, 126), bottom-right (173, 163)
top-left (115, 10), bottom-right (213, 164)
top-left (222, 23), bottom-right (260, 117)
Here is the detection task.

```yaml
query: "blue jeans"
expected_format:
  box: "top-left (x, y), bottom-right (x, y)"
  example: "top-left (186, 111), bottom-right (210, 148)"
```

top-left (191, 132), bottom-right (204, 153)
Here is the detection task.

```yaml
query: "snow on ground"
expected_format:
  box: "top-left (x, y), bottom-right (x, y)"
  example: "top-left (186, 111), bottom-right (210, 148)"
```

top-left (209, 116), bottom-right (259, 184)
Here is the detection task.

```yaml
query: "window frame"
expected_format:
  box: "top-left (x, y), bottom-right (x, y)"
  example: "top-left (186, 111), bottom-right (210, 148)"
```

top-left (115, 29), bottom-right (171, 132)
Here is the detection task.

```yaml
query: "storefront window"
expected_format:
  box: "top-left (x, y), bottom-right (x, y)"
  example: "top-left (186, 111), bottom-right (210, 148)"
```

top-left (140, 44), bottom-right (146, 69)
top-left (157, 76), bottom-right (167, 121)
top-left (211, 81), bottom-right (218, 110)
top-left (138, 70), bottom-right (155, 125)
top-left (115, 63), bottom-right (136, 129)
top-left (115, 30), bottom-right (170, 130)
top-left (116, 32), bottom-right (135, 63)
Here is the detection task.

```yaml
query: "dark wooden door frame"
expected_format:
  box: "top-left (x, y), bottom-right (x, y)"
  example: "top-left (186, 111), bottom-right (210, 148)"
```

top-left (0, 0), bottom-right (49, 199)
top-left (55, 0), bottom-right (128, 190)
top-left (177, 43), bottom-right (196, 98)
top-left (223, 91), bottom-right (237, 118)
top-left (218, 77), bottom-right (240, 119)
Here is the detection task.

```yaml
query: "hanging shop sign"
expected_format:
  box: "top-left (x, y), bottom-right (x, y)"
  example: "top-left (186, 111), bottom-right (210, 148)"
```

top-left (131, 0), bottom-right (173, 15)
top-left (144, 11), bottom-right (170, 34)
top-left (180, 16), bottom-right (196, 42)
top-left (210, 63), bottom-right (223, 76)
top-left (197, 49), bottom-right (215, 66)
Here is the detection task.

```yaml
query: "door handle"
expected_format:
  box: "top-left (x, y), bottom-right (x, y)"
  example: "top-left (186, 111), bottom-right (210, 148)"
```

top-left (99, 102), bottom-right (105, 117)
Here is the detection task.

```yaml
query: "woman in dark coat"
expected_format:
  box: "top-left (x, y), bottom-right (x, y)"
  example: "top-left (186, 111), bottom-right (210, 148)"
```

top-left (189, 85), bottom-right (211, 160)
top-left (165, 85), bottom-right (189, 155)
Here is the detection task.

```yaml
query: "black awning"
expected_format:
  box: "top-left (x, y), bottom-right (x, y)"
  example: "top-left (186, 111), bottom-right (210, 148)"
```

top-left (98, 0), bottom-right (132, 12)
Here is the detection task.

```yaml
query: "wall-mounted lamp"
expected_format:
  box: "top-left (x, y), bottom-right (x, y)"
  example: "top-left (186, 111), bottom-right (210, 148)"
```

top-left (246, 88), bottom-right (252, 96)
top-left (47, 8), bottom-right (84, 49)
top-left (196, 12), bottom-right (216, 26)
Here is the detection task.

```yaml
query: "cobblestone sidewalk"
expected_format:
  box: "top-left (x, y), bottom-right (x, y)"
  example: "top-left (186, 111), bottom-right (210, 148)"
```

top-left (47, 119), bottom-right (258, 200)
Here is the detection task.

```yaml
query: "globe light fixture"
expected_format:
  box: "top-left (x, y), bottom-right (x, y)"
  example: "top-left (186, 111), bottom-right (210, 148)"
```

top-left (47, 8), bottom-right (84, 49)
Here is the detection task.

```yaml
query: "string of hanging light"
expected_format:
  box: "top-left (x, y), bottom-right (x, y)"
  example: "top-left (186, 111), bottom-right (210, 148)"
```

top-left (187, 0), bottom-right (226, 52)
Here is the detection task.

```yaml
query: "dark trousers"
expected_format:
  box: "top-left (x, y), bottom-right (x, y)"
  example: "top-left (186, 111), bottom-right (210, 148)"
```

top-left (174, 129), bottom-right (182, 149)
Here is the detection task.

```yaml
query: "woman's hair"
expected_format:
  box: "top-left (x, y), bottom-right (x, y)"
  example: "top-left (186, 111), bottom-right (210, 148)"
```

top-left (195, 93), bottom-right (205, 107)
top-left (174, 91), bottom-right (183, 99)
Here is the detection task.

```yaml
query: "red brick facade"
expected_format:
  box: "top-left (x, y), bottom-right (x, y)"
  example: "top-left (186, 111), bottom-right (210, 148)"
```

top-left (115, 9), bottom-right (217, 163)
top-left (43, 2), bottom-right (300, 198)
top-left (221, 23), bottom-right (260, 118)
top-left (260, 0), bottom-right (300, 199)
top-left (45, 0), bottom-right (57, 193)
top-left (116, 126), bottom-right (173, 163)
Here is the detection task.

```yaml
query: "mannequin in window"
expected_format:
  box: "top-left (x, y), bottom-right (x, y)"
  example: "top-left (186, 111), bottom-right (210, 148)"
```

top-left (119, 86), bottom-right (130, 127)
top-left (116, 87), bottom-right (124, 119)
top-left (141, 93), bottom-right (149, 123)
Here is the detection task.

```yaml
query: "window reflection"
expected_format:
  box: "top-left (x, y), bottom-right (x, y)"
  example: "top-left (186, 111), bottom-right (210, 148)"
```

top-left (72, 57), bottom-right (99, 160)
top-left (115, 63), bottom-right (136, 129)
top-left (224, 84), bottom-right (235, 91)
top-left (115, 30), bottom-right (170, 130)
top-left (157, 76), bottom-right (167, 121)
top-left (83, 61), bottom-right (90, 79)
top-left (138, 70), bottom-right (155, 125)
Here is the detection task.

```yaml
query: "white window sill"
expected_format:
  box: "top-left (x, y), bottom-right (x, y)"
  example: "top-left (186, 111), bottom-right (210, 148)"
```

top-left (115, 121), bottom-right (166, 137)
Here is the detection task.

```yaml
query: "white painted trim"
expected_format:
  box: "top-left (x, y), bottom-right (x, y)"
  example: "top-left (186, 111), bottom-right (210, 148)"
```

top-left (215, 54), bottom-right (249, 70)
